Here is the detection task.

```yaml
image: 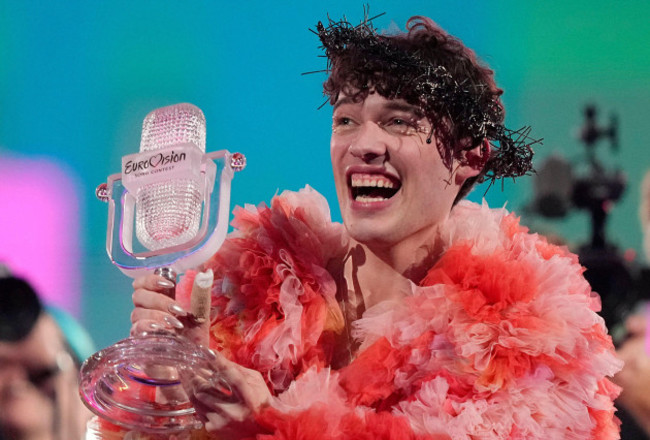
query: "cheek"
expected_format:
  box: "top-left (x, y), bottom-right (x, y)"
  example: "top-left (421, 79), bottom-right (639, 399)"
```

top-left (330, 134), bottom-right (346, 158)
top-left (330, 139), bottom-right (347, 196)
top-left (330, 138), bottom-right (347, 175)
top-left (329, 137), bottom-right (338, 164)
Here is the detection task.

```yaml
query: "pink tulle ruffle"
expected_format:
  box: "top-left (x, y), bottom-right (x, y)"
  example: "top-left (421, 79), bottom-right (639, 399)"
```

top-left (177, 190), bottom-right (621, 440)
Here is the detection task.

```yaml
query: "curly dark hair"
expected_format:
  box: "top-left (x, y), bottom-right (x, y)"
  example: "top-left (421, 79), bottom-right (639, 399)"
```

top-left (317, 14), bottom-right (538, 201)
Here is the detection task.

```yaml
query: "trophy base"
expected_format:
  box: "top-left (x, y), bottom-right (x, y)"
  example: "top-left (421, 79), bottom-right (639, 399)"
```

top-left (80, 333), bottom-right (213, 434)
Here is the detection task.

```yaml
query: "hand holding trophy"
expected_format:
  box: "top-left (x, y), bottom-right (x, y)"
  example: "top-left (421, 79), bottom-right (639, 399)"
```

top-left (80, 103), bottom-right (246, 437)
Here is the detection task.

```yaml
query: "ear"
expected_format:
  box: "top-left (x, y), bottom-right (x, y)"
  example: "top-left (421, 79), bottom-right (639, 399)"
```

top-left (455, 139), bottom-right (490, 183)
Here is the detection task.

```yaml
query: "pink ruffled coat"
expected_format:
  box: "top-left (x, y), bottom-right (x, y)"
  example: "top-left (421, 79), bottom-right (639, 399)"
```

top-left (172, 187), bottom-right (622, 440)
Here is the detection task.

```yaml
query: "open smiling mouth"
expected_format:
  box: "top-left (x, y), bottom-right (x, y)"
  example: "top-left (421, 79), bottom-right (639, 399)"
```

top-left (350, 173), bottom-right (401, 202)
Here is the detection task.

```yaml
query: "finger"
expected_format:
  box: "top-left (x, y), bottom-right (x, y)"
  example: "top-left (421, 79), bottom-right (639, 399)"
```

top-left (204, 375), bottom-right (238, 403)
top-left (207, 349), bottom-right (238, 372)
top-left (207, 357), bottom-right (269, 411)
top-left (130, 308), bottom-right (184, 329)
top-left (180, 366), bottom-right (215, 384)
top-left (130, 319), bottom-right (172, 336)
top-left (132, 274), bottom-right (176, 300)
top-left (195, 393), bottom-right (248, 422)
top-left (204, 411), bottom-right (230, 432)
top-left (183, 351), bottom-right (270, 409)
top-left (185, 371), bottom-right (237, 401)
top-left (191, 269), bottom-right (213, 323)
top-left (133, 273), bottom-right (175, 290)
top-left (226, 369), bottom-right (263, 410)
top-left (188, 386), bottom-right (233, 424)
top-left (132, 288), bottom-right (189, 317)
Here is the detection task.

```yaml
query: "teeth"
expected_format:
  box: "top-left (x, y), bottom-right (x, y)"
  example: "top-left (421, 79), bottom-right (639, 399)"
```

top-left (355, 195), bottom-right (386, 203)
top-left (350, 173), bottom-right (400, 203)
top-left (351, 174), bottom-right (395, 189)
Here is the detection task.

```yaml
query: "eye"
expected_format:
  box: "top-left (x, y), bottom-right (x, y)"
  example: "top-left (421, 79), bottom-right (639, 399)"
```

top-left (332, 115), bottom-right (357, 133)
top-left (28, 365), bottom-right (60, 389)
top-left (382, 116), bottom-right (419, 135)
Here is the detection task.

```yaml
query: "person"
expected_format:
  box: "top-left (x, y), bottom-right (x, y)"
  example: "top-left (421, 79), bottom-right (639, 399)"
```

top-left (613, 310), bottom-right (650, 438)
top-left (641, 171), bottom-right (650, 263)
top-left (101, 14), bottom-right (622, 439)
top-left (610, 171), bottom-right (650, 439)
top-left (0, 273), bottom-right (95, 440)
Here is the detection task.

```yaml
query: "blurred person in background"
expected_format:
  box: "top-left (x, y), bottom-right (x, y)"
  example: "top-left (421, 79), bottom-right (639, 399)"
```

top-left (613, 170), bottom-right (650, 438)
top-left (0, 268), bottom-right (95, 440)
top-left (641, 171), bottom-right (650, 264)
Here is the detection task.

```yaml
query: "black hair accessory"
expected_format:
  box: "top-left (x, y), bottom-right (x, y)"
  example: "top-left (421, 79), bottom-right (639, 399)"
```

top-left (309, 12), bottom-right (541, 186)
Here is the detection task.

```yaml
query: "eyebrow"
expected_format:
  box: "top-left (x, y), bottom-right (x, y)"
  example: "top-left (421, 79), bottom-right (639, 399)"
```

top-left (332, 96), bottom-right (356, 111)
top-left (383, 101), bottom-right (425, 117)
top-left (332, 96), bottom-right (425, 117)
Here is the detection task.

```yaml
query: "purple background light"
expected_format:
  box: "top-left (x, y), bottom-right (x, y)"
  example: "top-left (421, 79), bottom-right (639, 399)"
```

top-left (0, 156), bottom-right (82, 315)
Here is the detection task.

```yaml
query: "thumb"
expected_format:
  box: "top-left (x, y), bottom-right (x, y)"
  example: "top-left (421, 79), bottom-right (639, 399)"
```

top-left (191, 269), bottom-right (214, 324)
top-left (178, 269), bottom-right (213, 346)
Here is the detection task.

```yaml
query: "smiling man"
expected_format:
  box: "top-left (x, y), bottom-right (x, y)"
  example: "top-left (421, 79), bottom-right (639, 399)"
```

top-left (118, 14), bottom-right (622, 440)
top-left (330, 93), bottom-right (481, 279)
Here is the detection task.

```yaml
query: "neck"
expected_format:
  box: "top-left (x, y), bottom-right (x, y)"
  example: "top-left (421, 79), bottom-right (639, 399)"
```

top-left (341, 222), bottom-right (445, 312)
top-left (368, 219), bottom-right (446, 281)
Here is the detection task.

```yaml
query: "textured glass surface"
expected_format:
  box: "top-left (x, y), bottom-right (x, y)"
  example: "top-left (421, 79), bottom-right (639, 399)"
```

top-left (135, 178), bottom-right (202, 251)
top-left (80, 334), bottom-right (216, 434)
top-left (81, 105), bottom-right (234, 433)
top-left (134, 103), bottom-right (206, 251)
top-left (140, 103), bottom-right (206, 153)
top-left (105, 153), bottom-right (231, 275)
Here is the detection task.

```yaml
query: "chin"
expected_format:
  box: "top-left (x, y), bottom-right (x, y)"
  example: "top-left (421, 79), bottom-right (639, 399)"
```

top-left (344, 222), bottom-right (398, 248)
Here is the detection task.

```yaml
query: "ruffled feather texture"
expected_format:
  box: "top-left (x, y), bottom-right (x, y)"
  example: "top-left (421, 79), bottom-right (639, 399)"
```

top-left (177, 186), bottom-right (347, 392)
top-left (255, 368), bottom-right (449, 440)
top-left (177, 192), bottom-right (621, 440)
top-left (353, 200), bottom-right (622, 439)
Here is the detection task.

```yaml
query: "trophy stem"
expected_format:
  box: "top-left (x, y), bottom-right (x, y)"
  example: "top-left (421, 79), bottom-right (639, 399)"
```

top-left (154, 267), bottom-right (177, 284)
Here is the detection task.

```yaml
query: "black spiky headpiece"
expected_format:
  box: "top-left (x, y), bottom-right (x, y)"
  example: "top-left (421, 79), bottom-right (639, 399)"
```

top-left (313, 13), bottom-right (540, 187)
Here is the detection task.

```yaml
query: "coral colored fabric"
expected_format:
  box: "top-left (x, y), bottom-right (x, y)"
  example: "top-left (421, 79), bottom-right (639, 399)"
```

top-left (98, 187), bottom-right (622, 439)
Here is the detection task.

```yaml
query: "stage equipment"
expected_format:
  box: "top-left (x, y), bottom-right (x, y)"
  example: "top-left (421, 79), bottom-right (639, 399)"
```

top-left (531, 104), bottom-right (648, 336)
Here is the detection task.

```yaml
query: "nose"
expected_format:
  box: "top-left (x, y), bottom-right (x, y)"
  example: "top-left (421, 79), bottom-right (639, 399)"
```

top-left (348, 121), bottom-right (388, 163)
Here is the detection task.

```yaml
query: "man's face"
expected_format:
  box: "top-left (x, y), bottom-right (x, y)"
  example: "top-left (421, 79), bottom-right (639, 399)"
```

top-left (330, 92), bottom-right (465, 250)
top-left (0, 315), bottom-right (68, 439)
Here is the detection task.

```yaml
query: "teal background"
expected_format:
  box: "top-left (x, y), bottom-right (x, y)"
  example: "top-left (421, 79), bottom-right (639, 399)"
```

top-left (0, 1), bottom-right (648, 349)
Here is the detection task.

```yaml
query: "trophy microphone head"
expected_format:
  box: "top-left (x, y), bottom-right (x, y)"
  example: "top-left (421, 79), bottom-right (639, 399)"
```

top-left (135, 103), bottom-right (206, 251)
top-left (140, 103), bottom-right (206, 153)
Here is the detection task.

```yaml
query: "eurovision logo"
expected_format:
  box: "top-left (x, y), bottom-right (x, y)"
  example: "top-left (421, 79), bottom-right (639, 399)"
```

top-left (123, 150), bottom-right (188, 175)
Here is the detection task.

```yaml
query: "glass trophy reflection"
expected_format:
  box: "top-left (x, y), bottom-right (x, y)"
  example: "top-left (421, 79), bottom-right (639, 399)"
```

top-left (80, 103), bottom-right (246, 435)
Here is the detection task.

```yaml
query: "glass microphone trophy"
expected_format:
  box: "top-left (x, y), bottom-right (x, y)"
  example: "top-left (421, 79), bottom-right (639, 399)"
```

top-left (80, 103), bottom-right (246, 436)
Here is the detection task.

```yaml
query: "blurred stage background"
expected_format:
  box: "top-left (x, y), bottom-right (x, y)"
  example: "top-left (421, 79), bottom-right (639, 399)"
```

top-left (0, 0), bottom-right (648, 349)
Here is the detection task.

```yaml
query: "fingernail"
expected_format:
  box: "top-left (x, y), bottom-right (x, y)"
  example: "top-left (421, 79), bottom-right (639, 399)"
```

top-left (164, 315), bottom-right (185, 330)
top-left (148, 322), bottom-right (163, 331)
top-left (168, 303), bottom-right (188, 317)
top-left (203, 347), bottom-right (217, 360)
top-left (157, 279), bottom-right (175, 288)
